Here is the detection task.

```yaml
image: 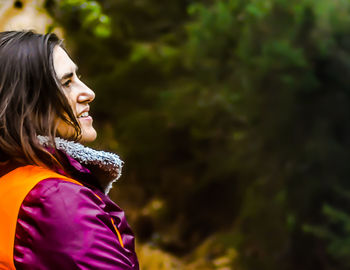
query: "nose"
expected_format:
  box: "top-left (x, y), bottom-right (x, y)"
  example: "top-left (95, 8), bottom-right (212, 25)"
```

top-left (77, 82), bottom-right (95, 104)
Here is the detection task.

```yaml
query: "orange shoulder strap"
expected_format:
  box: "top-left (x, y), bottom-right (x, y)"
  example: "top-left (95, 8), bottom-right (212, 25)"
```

top-left (0, 165), bottom-right (82, 270)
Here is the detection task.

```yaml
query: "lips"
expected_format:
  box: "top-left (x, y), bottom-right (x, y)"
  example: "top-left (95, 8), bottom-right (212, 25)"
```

top-left (78, 112), bottom-right (89, 118)
top-left (77, 107), bottom-right (90, 118)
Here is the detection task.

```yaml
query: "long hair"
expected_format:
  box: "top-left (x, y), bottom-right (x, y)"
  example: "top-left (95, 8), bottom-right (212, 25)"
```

top-left (0, 30), bottom-right (81, 168)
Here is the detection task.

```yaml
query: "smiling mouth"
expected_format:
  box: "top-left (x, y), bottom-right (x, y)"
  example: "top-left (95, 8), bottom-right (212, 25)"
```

top-left (77, 112), bottom-right (89, 118)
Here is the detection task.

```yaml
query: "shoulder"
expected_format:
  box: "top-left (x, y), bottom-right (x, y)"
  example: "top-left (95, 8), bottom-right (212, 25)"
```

top-left (23, 177), bottom-right (103, 207)
top-left (14, 178), bottom-right (139, 269)
top-left (17, 177), bottom-right (116, 242)
top-left (16, 178), bottom-right (109, 248)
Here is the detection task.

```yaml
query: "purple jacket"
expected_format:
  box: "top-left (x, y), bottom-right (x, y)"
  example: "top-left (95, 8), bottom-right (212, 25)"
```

top-left (11, 151), bottom-right (139, 270)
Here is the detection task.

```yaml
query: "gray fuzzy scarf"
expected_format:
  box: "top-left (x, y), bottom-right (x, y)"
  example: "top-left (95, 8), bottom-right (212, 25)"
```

top-left (37, 136), bottom-right (124, 194)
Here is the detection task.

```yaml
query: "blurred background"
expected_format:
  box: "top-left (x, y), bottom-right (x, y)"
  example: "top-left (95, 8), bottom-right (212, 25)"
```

top-left (2, 0), bottom-right (350, 269)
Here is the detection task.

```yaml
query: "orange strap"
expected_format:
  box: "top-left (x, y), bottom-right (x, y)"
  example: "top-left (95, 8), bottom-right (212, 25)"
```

top-left (0, 165), bottom-right (81, 270)
top-left (92, 193), bottom-right (124, 248)
top-left (111, 217), bottom-right (125, 248)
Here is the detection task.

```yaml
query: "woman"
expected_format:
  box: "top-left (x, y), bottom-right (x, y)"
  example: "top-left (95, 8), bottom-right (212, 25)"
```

top-left (0, 31), bottom-right (139, 269)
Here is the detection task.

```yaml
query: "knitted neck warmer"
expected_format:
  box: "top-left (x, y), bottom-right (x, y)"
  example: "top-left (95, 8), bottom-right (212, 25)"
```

top-left (37, 136), bottom-right (124, 194)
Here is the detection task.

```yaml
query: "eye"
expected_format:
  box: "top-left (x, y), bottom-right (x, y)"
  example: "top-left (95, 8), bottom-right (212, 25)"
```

top-left (62, 79), bottom-right (72, 87)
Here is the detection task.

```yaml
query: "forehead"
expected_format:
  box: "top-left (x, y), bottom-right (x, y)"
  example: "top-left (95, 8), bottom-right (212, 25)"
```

top-left (53, 46), bottom-right (76, 78)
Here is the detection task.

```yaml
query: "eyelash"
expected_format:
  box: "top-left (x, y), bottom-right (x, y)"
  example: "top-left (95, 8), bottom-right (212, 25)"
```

top-left (62, 74), bottom-right (81, 87)
top-left (63, 80), bottom-right (71, 87)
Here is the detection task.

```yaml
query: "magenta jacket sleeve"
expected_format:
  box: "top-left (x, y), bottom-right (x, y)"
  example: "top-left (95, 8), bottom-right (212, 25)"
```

top-left (13, 178), bottom-right (139, 270)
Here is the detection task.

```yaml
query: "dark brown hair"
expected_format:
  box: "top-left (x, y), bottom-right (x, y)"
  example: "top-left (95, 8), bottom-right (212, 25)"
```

top-left (0, 30), bottom-right (81, 168)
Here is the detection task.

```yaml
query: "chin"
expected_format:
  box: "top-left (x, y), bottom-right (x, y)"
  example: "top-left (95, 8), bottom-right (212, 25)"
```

top-left (80, 128), bottom-right (97, 143)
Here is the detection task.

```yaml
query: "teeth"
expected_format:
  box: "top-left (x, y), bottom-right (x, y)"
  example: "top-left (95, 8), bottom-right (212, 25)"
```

top-left (78, 112), bottom-right (89, 118)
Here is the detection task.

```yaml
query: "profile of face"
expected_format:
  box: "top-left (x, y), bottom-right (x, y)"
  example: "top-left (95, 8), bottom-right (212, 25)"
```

top-left (53, 46), bottom-right (97, 143)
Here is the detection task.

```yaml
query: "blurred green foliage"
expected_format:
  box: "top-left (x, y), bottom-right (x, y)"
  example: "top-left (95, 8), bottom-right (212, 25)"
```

top-left (46, 0), bottom-right (350, 269)
top-left (48, 0), bottom-right (111, 37)
top-left (304, 203), bottom-right (350, 268)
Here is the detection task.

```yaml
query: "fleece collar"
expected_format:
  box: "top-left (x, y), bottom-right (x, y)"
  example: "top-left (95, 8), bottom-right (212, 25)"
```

top-left (37, 136), bottom-right (124, 194)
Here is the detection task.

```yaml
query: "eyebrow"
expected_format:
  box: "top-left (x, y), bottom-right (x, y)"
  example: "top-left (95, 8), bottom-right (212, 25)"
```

top-left (60, 65), bottom-right (78, 81)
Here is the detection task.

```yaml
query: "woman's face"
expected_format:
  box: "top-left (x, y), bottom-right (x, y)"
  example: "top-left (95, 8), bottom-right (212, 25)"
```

top-left (53, 46), bottom-right (97, 143)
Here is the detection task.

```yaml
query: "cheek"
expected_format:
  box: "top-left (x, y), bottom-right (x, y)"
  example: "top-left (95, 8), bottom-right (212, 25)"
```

top-left (63, 90), bottom-right (77, 113)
